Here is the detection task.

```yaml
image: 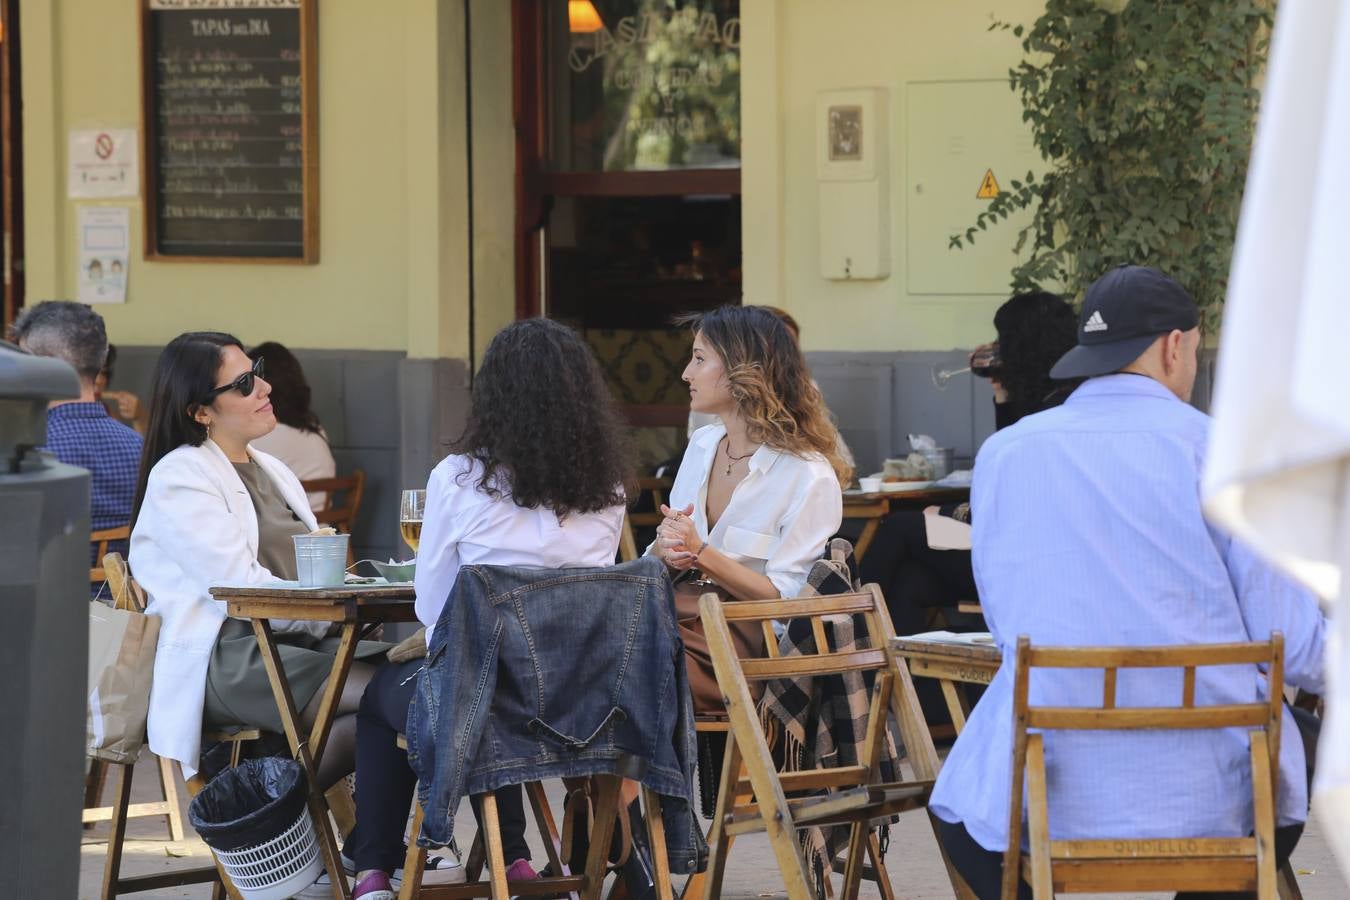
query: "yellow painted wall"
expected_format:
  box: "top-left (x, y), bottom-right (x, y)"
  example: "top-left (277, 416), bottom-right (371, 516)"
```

top-left (742, 0), bottom-right (1050, 352)
top-left (20, 0), bottom-right (514, 359)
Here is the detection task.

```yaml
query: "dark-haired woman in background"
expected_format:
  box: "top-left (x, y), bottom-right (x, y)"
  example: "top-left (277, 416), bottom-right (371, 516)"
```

top-left (859, 291), bottom-right (1080, 636)
top-left (129, 333), bottom-right (387, 810)
top-left (343, 318), bottom-right (632, 900)
top-left (247, 341), bottom-right (336, 513)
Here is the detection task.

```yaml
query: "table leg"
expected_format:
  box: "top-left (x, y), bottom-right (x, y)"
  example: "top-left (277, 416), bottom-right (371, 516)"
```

top-left (251, 618), bottom-right (352, 900)
top-left (853, 518), bottom-right (881, 561)
top-left (308, 622), bottom-right (360, 761)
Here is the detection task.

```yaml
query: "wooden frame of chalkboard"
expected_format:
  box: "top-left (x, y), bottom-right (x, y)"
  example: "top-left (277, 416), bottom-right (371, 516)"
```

top-left (139, 0), bottom-right (318, 264)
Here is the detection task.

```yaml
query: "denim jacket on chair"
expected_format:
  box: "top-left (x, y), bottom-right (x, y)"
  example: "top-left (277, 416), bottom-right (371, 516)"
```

top-left (407, 556), bottom-right (707, 874)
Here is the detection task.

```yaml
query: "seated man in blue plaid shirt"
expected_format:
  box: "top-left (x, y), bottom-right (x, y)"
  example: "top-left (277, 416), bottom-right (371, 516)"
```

top-left (11, 301), bottom-right (143, 568)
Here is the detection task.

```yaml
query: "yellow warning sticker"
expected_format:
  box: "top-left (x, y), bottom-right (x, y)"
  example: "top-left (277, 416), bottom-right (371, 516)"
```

top-left (976, 169), bottom-right (1001, 199)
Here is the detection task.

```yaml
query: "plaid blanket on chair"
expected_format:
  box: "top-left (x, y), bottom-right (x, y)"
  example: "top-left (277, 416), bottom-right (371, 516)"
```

top-left (758, 538), bottom-right (902, 897)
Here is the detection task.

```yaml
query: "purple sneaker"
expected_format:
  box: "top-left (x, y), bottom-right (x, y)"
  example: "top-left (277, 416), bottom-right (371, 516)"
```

top-left (353, 870), bottom-right (396, 900)
top-left (505, 857), bottom-right (539, 882)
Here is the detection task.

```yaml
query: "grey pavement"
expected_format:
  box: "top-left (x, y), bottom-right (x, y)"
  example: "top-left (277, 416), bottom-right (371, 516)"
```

top-left (80, 754), bottom-right (1348, 899)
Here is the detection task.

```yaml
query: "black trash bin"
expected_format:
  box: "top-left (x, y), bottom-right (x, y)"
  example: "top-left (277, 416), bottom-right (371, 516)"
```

top-left (188, 758), bottom-right (322, 899)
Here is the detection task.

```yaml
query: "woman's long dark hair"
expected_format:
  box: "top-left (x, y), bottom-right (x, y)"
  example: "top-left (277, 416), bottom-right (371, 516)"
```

top-left (247, 341), bottom-right (322, 434)
top-left (449, 318), bottom-right (631, 517)
top-left (131, 332), bottom-right (243, 525)
top-left (993, 292), bottom-right (1079, 412)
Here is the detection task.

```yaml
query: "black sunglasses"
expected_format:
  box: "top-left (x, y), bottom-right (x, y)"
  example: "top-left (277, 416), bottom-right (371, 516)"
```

top-left (202, 357), bottom-right (264, 402)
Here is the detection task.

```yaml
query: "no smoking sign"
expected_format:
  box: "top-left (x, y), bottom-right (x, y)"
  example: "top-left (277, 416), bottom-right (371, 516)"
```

top-left (69, 128), bottom-right (139, 199)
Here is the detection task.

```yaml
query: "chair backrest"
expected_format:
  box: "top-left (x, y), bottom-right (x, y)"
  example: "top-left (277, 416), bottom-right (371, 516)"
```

top-left (303, 470), bottom-right (365, 533)
top-left (619, 475), bottom-right (674, 563)
top-left (700, 584), bottom-right (943, 787)
top-left (90, 525), bottom-right (130, 586)
top-left (102, 552), bottom-right (147, 612)
top-left (1003, 633), bottom-right (1285, 899)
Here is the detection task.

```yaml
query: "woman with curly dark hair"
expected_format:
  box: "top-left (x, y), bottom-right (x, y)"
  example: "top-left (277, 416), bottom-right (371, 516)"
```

top-left (342, 318), bottom-right (632, 900)
top-left (859, 291), bottom-right (1080, 639)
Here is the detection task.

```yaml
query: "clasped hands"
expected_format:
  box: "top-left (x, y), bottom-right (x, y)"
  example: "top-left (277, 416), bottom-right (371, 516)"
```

top-left (655, 503), bottom-right (704, 572)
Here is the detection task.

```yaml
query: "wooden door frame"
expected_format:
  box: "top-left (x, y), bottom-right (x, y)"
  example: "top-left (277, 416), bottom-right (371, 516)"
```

top-left (1, 0), bottom-right (23, 332)
top-left (510, 0), bottom-right (741, 322)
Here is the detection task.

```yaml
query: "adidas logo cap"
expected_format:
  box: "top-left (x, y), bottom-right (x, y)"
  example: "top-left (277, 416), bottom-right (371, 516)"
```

top-left (1049, 264), bottom-right (1199, 380)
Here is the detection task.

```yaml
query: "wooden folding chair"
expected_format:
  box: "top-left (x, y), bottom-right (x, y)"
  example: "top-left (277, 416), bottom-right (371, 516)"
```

top-left (89, 553), bottom-right (262, 900)
top-left (304, 470), bottom-right (366, 564)
top-left (393, 735), bottom-right (672, 900)
top-left (696, 585), bottom-right (939, 900)
top-left (1002, 634), bottom-right (1288, 899)
top-left (619, 476), bottom-right (673, 563)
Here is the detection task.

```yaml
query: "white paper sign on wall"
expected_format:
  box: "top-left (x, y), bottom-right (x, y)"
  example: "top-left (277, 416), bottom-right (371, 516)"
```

top-left (69, 129), bottom-right (139, 199)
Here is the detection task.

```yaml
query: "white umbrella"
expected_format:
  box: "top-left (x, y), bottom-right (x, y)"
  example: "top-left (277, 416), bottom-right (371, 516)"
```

top-left (1203, 0), bottom-right (1350, 877)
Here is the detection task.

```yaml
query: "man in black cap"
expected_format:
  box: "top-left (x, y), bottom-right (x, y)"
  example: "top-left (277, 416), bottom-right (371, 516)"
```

top-left (927, 265), bottom-right (1327, 898)
top-left (1047, 263), bottom-right (1202, 400)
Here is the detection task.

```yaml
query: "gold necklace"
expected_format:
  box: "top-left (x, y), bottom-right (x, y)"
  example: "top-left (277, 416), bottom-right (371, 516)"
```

top-left (722, 437), bottom-right (756, 476)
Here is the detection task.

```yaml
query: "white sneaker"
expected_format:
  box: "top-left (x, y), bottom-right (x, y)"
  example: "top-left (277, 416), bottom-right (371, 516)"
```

top-left (340, 848), bottom-right (467, 887)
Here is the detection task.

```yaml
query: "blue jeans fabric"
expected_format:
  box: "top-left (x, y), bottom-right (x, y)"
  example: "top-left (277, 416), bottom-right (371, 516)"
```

top-left (408, 556), bottom-right (707, 874)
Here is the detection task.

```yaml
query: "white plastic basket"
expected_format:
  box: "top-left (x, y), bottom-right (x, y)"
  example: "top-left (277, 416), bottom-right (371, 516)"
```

top-left (211, 808), bottom-right (322, 900)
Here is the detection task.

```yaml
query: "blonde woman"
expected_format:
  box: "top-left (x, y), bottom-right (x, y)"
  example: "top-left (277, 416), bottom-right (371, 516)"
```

top-left (652, 305), bottom-right (851, 711)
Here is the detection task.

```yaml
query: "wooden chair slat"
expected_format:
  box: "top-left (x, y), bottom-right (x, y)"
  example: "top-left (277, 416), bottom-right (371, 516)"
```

top-left (1050, 838), bottom-right (1256, 859)
top-left (719, 593), bottom-right (877, 620)
top-left (1102, 667), bottom-right (1117, 709)
top-left (1025, 704), bottom-right (1268, 731)
top-left (1026, 642), bottom-right (1273, 668)
top-left (1183, 666), bottom-right (1197, 707)
top-left (738, 648), bottom-right (888, 679)
top-left (1043, 858), bottom-right (1259, 893)
top-left (735, 765), bottom-right (870, 795)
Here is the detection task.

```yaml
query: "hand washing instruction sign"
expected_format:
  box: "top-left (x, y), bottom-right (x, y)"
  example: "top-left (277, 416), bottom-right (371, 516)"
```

top-left (77, 206), bottom-right (129, 304)
top-left (69, 129), bottom-right (139, 199)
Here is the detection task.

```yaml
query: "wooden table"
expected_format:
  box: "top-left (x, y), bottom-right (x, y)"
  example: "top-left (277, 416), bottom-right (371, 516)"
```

top-left (889, 636), bottom-right (999, 733)
top-left (843, 486), bottom-right (970, 561)
top-left (208, 583), bottom-right (419, 900)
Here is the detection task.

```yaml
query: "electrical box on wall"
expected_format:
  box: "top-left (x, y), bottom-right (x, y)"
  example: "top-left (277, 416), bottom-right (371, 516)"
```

top-left (817, 88), bottom-right (890, 281)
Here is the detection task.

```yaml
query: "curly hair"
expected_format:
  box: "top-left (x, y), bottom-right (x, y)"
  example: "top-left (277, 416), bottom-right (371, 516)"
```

top-left (248, 341), bottom-right (323, 434)
top-left (993, 291), bottom-right (1080, 409)
top-left (448, 318), bottom-right (632, 517)
top-left (678, 305), bottom-right (852, 486)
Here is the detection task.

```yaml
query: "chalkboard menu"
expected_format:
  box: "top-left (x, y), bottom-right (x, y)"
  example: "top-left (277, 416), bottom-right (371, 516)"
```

top-left (140, 0), bottom-right (318, 263)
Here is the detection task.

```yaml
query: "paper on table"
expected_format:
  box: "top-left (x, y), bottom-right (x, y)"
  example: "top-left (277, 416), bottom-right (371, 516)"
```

top-left (924, 510), bottom-right (972, 550)
top-left (906, 630), bottom-right (995, 645)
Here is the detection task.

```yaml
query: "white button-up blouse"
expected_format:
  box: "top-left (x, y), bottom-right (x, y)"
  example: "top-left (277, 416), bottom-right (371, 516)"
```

top-left (653, 423), bottom-right (843, 599)
top-left (415, 454), bottom-right (626, 647)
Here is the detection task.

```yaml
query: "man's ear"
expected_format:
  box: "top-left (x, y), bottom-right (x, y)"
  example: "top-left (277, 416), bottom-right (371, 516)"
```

top-left (1163, 330), bottom-right (1186, 372)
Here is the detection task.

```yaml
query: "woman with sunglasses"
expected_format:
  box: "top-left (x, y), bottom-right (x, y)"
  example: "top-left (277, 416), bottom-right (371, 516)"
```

top-left (129, 332), bottom-right (387, 803)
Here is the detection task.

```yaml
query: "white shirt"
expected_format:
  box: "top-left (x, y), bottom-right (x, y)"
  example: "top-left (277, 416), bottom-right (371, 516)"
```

top-left (415, 454), bottom-right (626, 646)
top-left (250, 423), bottom-right (336, 512)
top-left (653, 424), bottom-right (843, 599)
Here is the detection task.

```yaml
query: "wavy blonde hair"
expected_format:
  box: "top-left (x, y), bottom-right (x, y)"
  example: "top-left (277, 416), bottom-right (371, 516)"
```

top-left (679, 305), bottom-right (852, 486)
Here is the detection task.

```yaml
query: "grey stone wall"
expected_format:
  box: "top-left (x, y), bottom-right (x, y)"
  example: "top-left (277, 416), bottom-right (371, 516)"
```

top-left (807, 348), bottom-right (1216, 477)
top-left (111, 345), bottom-right (471, 567)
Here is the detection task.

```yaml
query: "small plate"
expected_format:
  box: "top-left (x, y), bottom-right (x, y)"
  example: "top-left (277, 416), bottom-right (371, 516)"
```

top-left (880, 480), bottom-right (932, 493)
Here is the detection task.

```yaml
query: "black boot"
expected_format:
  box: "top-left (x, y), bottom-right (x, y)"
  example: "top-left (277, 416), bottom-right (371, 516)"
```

top-left (606, 799), bottom-right (657, 900)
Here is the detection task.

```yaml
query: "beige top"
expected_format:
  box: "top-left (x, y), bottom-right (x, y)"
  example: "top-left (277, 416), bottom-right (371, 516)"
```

top-left (233, 460), bottom-right (309, 581)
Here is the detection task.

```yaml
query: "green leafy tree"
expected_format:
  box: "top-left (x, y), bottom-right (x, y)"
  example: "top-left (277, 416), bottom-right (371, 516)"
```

top-left (951, 0), bottom-right (1272, 329)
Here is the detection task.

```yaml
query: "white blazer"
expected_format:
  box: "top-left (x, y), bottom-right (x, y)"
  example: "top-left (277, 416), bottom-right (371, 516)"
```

top-left (129, 440), bottom-right (320, 778)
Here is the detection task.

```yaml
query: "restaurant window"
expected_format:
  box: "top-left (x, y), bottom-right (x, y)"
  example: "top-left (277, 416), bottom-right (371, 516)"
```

top-left (515, 0), bottom-right (742, 452)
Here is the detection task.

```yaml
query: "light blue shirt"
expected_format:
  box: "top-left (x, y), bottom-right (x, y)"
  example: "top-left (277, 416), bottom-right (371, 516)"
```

top-left (929, 374), bottom-right (1327, 852)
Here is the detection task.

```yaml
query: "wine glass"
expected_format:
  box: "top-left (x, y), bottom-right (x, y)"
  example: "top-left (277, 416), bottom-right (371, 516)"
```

top-left (399, 489), bottom-right (425, 556)
top-left (931, 362), bottom-right (971, 389)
